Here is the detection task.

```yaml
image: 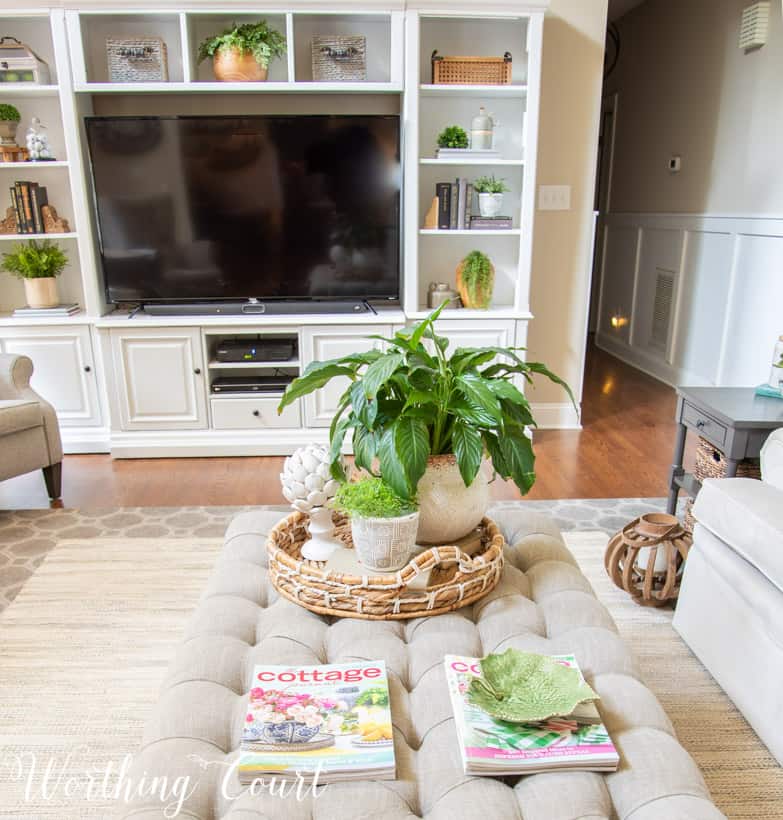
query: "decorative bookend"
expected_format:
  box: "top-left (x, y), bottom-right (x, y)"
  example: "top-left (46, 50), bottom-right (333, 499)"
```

top-left (41, 205), bottom-right (70, 233)
top-left (423, 196), bottom-right (439, 229)
top-left (0, 206), bottom-right (18, 234)
top-left (604, 513), bottom-right (692, 607)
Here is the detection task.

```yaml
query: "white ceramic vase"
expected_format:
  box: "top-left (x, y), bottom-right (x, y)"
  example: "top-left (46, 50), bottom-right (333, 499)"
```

top-left (351, 511), bottom-right (420, 571)
top-left (415, 455), bottom-right (490, 545)
top-left (24, 277), bottom-right (59, 308)
top-left (478, 192), bottom-right (504, 217)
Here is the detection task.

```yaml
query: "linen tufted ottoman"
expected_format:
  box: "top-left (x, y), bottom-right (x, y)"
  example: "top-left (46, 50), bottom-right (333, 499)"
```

top-left (122, 509), bottom-right (725, 820)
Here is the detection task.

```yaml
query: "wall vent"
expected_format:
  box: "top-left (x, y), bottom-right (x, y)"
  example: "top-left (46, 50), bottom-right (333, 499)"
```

top-left (739, 2), bottom-right (770, 50)
top-left (650, 269), bottom-right (674, 350)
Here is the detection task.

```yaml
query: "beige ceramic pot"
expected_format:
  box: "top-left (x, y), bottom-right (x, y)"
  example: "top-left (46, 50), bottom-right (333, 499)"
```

top-left (212, 49), bottom-right (268, 82)
top-left (24, 277), bottom-right (58, 308)
top-left (0, 120), bottom-right (19, 146)
top-left (416, 455), bottom-right (490, 544)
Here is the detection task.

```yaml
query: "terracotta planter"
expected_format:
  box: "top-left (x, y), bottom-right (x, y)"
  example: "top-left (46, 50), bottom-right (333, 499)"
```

top-left (212, 49), bottom-right (268, 82)
top-left (416, 455), bottom-right (490, 545)
top-left (456, 258), bottom-right (495, 310)
top-left (23, 277), bottom-right (58, 308)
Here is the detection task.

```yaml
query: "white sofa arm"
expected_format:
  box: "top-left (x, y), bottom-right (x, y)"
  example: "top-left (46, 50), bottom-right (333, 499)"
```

top-left (761, 428), bottom-right (783, 492)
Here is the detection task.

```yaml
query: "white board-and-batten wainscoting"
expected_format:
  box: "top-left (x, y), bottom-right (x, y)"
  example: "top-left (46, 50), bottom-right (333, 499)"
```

top-left (595, 212), bottom-right (783, 390)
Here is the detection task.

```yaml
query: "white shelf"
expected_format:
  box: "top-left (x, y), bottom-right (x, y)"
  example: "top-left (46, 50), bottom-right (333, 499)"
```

top-left (408, 306), bottom-right (530, 320)
top-left (0, 311), bottom-right (87, 327)
top-left (419, 84), bottom-right (528, 98)
top-left (74, 81), bottom-right (403, 95)
top-left (420, 228), bottom-right (520, 236)
top-left (0, 84), bottom-right (59, 97)
top-left (0, 161), bottom-right (69, 169)
top-left (420, 158), bottom-right (524, 166)
top-left (208, 359), bottom-right (300, 370)
top-left (0, 232), bottom-right (78, 241)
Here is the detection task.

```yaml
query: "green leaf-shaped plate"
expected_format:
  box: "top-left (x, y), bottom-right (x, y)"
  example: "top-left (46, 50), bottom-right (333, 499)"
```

top-left (467, 648), bottom-right (599, 723)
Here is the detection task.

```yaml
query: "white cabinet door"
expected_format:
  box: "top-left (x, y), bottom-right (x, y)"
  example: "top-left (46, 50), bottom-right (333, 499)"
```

top-left (110, 328), bottom-right (207, 430)
top-left (431, 319), bottom-right (517, 352)
top-left (0, 325), bottom-right (102, 427)
top-left (301, 325), bottom-right (392, 428)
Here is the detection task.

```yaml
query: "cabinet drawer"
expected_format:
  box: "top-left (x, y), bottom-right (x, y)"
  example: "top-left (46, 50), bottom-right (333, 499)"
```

top-left (211, 397), bottom-right (300, 430)
top-left (681, 402), bottom-right (727, 448)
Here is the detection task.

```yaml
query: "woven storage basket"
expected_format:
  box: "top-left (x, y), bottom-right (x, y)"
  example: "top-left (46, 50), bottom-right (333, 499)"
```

top-left (312, 35), bottom-right (366, 82)
top-left (431, 50), bottom-right (512, 85)
top-left (683, 435), bottom-right (761, 530)
top-left (106, 37), bottom-right (168, 83)
top-left (267, 511), bottom-right (504, 620)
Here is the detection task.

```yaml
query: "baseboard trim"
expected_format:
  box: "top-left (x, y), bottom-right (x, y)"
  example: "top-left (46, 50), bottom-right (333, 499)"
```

top-left (61, 427), bottom-right (111, 454)
top-left (530, 402), bottom-right (582, 430)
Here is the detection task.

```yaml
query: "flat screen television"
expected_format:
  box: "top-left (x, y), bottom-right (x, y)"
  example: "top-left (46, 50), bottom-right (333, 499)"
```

top-left (85, 115), bottom-right (401, 306)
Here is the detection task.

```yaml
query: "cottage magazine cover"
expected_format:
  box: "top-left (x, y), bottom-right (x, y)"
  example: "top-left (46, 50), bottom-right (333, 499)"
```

top-left (239, 661), bottom-right (396, 784)
top-left (444, 654), bottom-right (619, 775)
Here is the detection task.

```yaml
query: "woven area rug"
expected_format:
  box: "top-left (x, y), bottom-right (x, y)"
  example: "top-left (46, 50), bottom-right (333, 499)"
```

top-left (0, 505), bottom-right (779, 818)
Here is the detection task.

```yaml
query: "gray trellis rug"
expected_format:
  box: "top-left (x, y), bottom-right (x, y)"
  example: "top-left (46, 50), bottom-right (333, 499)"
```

top-left (0, 499), bottom-right (673, 613)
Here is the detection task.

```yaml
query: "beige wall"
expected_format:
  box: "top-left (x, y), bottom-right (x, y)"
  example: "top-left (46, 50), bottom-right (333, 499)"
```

top-left (526, 0), bottom-right (608, 407)
top-left (607, 0), bottom-right (783, 215)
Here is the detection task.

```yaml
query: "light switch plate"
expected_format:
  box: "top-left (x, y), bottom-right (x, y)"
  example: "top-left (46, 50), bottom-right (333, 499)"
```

top-left (538, 185), bottom-right (571, 211)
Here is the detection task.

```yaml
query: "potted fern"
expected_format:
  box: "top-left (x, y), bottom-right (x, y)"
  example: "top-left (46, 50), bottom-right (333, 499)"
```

top-left (436, 125), bottom-right (468, 157)
top-left (1, 239), bottom-right (68, 308)
top-left (278, 303), bottom-right (573, 544)
top-left (332, 476), bottom-right (419, 571)
top-left (456, 250), bottom-right (494, 309)
top-left (198, 20), bottom-right (286, 82)
top-left (474, 175), bottom-right (510, 217)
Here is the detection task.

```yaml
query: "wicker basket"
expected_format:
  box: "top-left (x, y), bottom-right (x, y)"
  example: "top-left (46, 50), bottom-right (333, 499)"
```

top-left (267, 511), bottom-right (504, 620)
top-left (431, 50), bottom-right (512, 85)
top-left (311, 35), bottom-right (366, 82)
top-left (683, 436), bottom-right (761, 530)
top-left (106, 37), bottom-right (168, 83)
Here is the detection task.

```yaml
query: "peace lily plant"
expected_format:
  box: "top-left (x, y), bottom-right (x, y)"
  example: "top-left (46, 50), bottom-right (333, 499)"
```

top-left (278, 303), bottom-right (573, 542)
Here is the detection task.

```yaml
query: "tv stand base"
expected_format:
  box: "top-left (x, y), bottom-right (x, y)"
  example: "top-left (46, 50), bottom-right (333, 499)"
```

top-left (142, 300), bottom-right (374, 317)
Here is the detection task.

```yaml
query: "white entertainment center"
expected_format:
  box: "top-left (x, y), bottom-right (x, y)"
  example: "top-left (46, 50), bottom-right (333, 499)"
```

top-left (0, 2), bottom-right (547, 457)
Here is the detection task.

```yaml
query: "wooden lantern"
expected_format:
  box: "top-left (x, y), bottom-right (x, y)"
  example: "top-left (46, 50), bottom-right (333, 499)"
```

top-left (0, 36), bottom-right (51, 85)
top-left (604, 513), bottom-right (692, 607)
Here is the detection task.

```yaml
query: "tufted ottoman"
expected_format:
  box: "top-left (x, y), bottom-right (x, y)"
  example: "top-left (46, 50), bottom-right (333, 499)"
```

top-left (122, 509), bottom-right (725, 820)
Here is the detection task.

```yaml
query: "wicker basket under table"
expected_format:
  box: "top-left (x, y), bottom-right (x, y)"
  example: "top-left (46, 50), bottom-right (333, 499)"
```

top-left (683, 435), bottom-right (761, 530)
top-left (267, 511), bottom-right (504, 620)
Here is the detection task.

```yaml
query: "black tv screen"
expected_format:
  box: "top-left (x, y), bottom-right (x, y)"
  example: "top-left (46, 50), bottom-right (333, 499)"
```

top-left (85, 115), bottom-right (401, 304)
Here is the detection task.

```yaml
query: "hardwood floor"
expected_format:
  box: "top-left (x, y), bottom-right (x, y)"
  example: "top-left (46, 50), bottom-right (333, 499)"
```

top-left (0, 342), bottom-right (691, 509)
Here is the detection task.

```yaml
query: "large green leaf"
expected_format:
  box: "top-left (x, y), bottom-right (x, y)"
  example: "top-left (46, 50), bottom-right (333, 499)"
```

top-left (328, 415), bottom-right (352, 480)
top-left (455, 373), bottom-right (502, 422)
top-left (525, 361), bottom-right (577, 407)
top-left (451, 419), bottom-right (483, 487)
top-left (450, 398), bottom-right (497, 428)
top-left (394, 416), bottom-right (430, 490)
top-left (499, 430), bottom-right (536, 495)
top-left (482, 431), bottom-right (509, 478)
top-left (486, 379), bottom-right (528, 405)
top-left (409, 366), bottom-right (439, 390)
top-left (353, 427), bottom-right (379, 473)
top-left (500, 398), bottom-right (535, 429)
top-left (350, 380), bottom-right (378, 430)
top-left (450, 348), bottom-right (497, 375)
top-left (378, 427), bottom-right (410, 499)
top-left (277, 364), bottom-right (355, 411)
top-left (409, 299), bottom-right (448, 349)
top-left (402, 389), bottom-right (439, 411)
top-left (467, 649), bottom-right (599, 723)
top-left (362, 352), bottom-right (404, 399)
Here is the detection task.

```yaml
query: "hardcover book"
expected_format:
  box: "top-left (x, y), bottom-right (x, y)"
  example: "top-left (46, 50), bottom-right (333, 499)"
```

top-left (435, 182), bottom-right (451, 229)
top-left (444, 654), bottom-right (619, 776)
top-left (239, 661), bottom-right (396, 784)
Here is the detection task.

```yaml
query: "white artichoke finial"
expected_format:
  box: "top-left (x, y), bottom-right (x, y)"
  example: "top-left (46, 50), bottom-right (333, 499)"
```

top-left (280, 443), bottom-right (343, 513)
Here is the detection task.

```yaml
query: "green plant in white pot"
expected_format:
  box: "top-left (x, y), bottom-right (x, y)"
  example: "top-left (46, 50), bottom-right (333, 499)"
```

top-left (332, 476), bottom-right (419, 571)
top-left (474, 174), bottom-right (510, 218)
top-left (278, 303), bottom-right (573, 544)
top-left (1, 239), bottom-right (68, 308)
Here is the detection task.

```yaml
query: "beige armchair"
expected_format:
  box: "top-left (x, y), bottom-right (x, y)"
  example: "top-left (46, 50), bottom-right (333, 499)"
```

top-left (0, 354), bottom-right (63, 501)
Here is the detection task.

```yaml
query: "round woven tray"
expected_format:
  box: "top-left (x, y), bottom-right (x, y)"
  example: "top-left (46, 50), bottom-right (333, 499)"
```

top-left (266, 511), bottom-right (505, 620)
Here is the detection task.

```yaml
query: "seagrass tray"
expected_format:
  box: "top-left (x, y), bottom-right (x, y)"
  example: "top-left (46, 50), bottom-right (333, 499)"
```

top-left (267, 511), bottom-right (504, 620)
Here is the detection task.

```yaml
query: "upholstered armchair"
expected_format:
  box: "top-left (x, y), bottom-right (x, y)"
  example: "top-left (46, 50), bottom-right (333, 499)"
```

top-left (0, 353), bottom-right (63, 500)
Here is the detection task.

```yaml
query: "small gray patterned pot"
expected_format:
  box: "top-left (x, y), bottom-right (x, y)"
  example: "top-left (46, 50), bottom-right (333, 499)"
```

top-left (351, 511), bottom-right (420, 571)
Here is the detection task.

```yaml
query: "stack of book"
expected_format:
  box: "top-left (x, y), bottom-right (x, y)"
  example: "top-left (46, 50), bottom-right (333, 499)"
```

top-left (433, 180), bottom-right (514, 230)
top-left (445, 654), bottom-right (620, 776)
top-left (13, 303), bottom-right (80, 318)
top-left (10, 181), bottom-right (49, 235)
top-left (238, 660), bottom-right (396, 785)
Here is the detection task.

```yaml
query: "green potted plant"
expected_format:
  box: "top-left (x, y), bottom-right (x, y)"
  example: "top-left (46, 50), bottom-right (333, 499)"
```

top-left (436, 125), bottom-right (469, 155)
top-left (198, 20), bottom-right (286, 82)
top-left (456, 249), bottom-right (494, 309)
top-left (332, 476), bottom-right (419, 571)
top-left (474, 175), bottom-right (510, 217)
top-left (278, 303), bottom-right (573, 544)
top-left (1, 239), bottom-right (68, 308)
top-left (0, 103), bottom-right (21, 147)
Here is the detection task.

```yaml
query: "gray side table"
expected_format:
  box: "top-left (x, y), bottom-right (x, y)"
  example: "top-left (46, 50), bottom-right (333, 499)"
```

top-left (667, 386), bottom-right (783, 514)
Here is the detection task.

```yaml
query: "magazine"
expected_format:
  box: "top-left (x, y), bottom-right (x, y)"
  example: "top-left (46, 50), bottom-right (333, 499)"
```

top-left (444, 654), bottom-right (619, 775)
top-left (239, 661), bottom-right (396, 784)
